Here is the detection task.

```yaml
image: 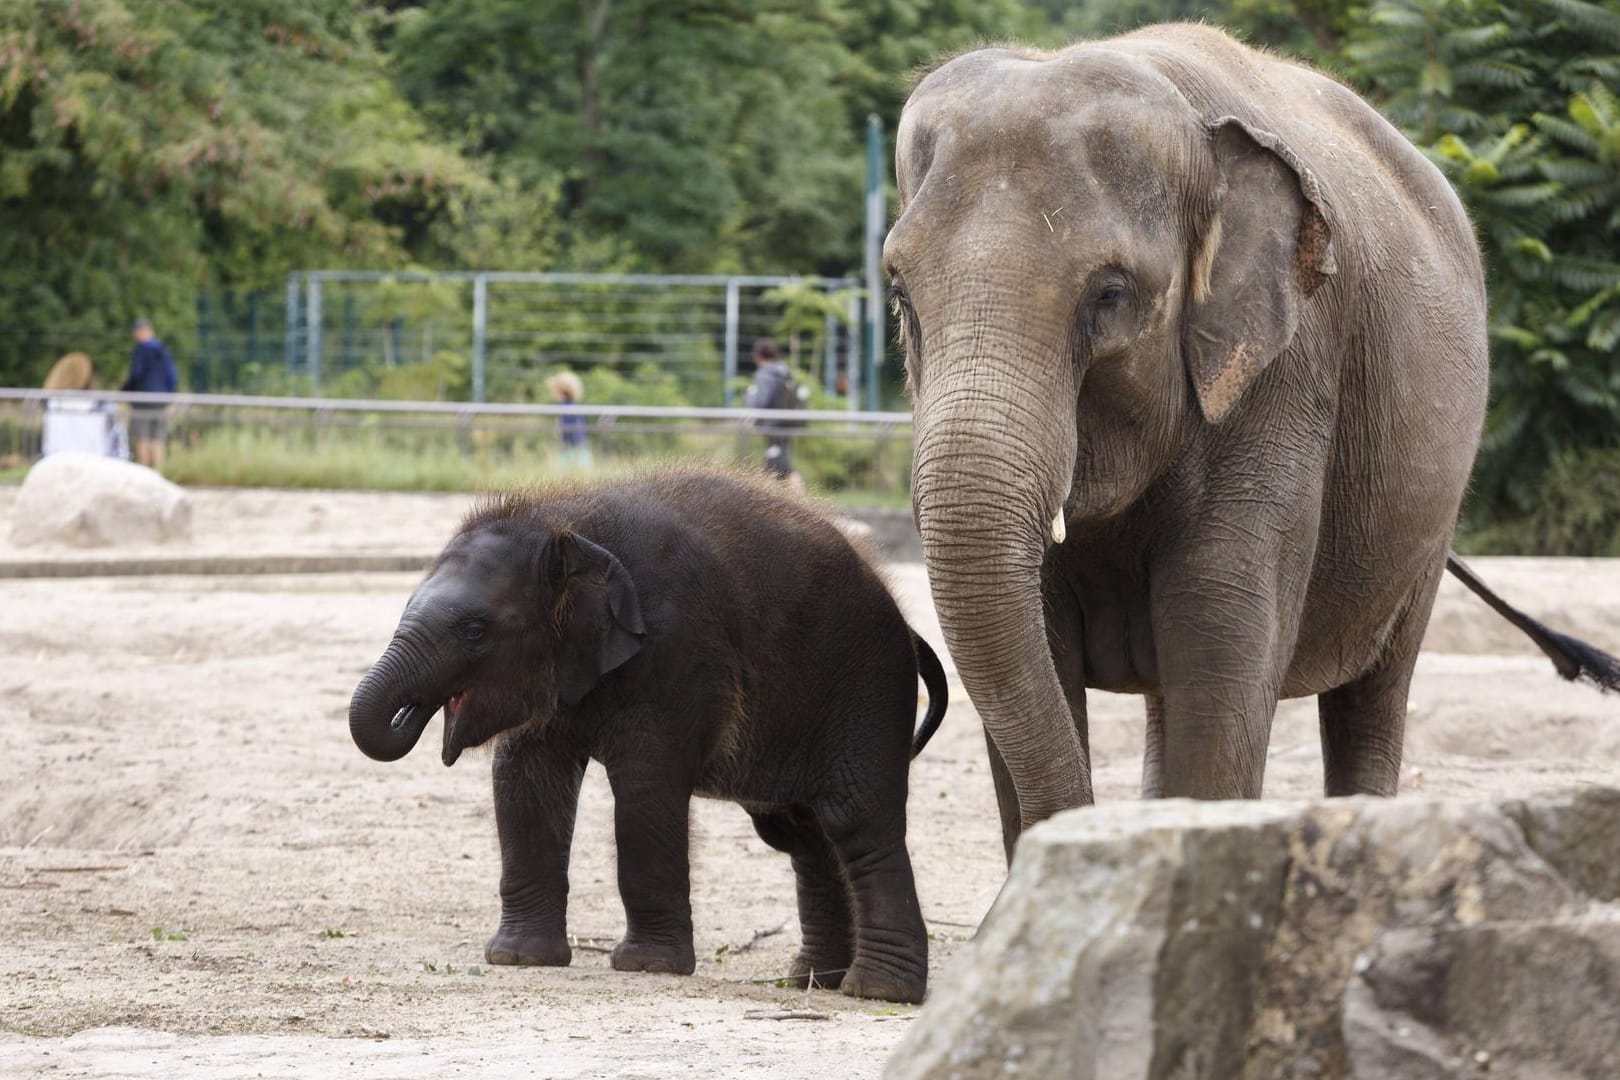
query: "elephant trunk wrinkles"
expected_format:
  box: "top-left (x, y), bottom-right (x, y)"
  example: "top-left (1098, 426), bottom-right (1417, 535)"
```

top-left (913, 364), bottom-right (1090, 829)
top-left (349, 628), bottom-right (449, 762)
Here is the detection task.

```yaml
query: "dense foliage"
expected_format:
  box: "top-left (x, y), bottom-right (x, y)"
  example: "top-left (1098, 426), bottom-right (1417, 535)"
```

top-left (2, 0), bottom-right (1618, 544)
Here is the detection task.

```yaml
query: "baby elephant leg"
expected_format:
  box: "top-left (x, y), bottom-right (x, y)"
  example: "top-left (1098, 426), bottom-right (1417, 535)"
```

top-left (607, 765), bottom-right (696, 975)
top-left (486, 734), bottom-right (587, 966)
top-left (750, 807), bottom-right (854, 989)
top-left (816, 798), bottom-right (927, 1004)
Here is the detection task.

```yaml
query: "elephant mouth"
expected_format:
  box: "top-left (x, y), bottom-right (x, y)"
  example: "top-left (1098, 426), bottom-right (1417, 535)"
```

top-left (441, 689), bottom-right (471, 768)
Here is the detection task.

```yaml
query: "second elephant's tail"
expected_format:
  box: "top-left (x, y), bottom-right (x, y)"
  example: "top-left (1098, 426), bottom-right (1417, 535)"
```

top-left (911, 632), bottom-right (949, 757)
top-left (1446, 552), bottom-right (1620, 692)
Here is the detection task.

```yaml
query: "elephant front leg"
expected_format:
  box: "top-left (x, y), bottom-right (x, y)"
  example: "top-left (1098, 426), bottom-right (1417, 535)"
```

top-left (750, 807), bottom-right (853, 989)
top-left (486, 734), bottom-right (587, 967)
top-left (1142, 694), bottom-right (1167, 798)
top-left (1152, 581), bottom-right (1284, 799)
top-left (607, 764), bottom-right (696, 976)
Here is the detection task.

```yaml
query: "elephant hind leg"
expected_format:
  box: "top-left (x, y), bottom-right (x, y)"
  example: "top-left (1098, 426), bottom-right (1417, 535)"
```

top-left (1317, 566), bottom-right (1442, 797)
top-left (750, 807), bottom-right (853, 990)
top-left (1317, 655), bottom-right (1412, 797)
top-left (814, 798), bottom-right (928, 1004)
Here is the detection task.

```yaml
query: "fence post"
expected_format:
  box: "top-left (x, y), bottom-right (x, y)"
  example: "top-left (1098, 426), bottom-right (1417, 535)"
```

top-left (306, 275), bottom-right (323, 394)
top-left (248, 291), bottom-right (261, 376)
top-left (195, 293), bottom-right (210, 392)
top-left (341, 292), bottom-right (357, 377)
top-left (284, 273), bottom-right (300, 377)
top-left (723, 277), bottom-right (740, 407)
top-left (471, 273), bottom-right (488, 403)
top-left (845, 288), bottom-right (861, 413)
top-left (864, 114), bottom-right (886, 412)
top-left (823, 307), bottom-right (838, 396)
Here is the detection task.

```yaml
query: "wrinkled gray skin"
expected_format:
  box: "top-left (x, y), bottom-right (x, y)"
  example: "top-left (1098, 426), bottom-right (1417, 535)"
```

top-left (891, 24), bottom-right (1489, 855)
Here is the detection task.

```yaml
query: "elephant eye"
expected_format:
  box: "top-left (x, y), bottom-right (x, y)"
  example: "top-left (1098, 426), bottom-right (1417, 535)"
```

top-left (460, 619), bottom-right (487, 642)
top-left (1096, 284), bottom-right (1126, 307)
top-left (887, 281), bottom-right (912, 313)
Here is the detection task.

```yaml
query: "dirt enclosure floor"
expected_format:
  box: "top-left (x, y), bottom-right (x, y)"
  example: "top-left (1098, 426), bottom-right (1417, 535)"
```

top-left (1, 488), bottom-right (1618, 1078)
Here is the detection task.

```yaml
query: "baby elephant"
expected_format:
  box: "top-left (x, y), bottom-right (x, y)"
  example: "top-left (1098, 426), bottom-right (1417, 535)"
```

top-left (348, 469), bottom-right (947, 1003)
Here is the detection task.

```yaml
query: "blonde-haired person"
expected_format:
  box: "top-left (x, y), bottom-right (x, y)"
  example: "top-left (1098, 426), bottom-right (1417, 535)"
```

top-left (41, 352), bottom-right (123, 458)
top-left (546, 371), bottom-right (592, 471)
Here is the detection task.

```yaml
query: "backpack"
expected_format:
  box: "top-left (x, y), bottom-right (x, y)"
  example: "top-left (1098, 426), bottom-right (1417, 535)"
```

top-left (747, 363), bottom-right (809, 430)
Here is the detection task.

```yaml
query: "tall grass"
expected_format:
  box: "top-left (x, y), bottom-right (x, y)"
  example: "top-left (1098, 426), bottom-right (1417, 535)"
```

top-left (157, 421), bottom-right (913, 504)
top-left (163, 425), bottom-right (640, 492)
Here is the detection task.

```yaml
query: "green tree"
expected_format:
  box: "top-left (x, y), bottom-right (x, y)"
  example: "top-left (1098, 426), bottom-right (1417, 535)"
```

top-left (0, 0), bottom-right (497, 386)
top-left (390, 0), bottom-right (848, 272)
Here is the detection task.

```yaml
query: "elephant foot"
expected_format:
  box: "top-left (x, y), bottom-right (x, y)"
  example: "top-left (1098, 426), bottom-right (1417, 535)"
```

top-left (610, 936), bottom-right (695, 976)
top-left (839, 959), bottom-right (926, 1004)
top-left (485, 926), bottom-right (571, 967)
top-left (783, 948), bottom-right (850, 990)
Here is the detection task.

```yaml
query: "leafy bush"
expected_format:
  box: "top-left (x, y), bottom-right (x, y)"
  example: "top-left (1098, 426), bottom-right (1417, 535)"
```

top-left (1345, 0), bottom-right (1620, 543)
top-left (1459, 442), bottom-right (1620, 554)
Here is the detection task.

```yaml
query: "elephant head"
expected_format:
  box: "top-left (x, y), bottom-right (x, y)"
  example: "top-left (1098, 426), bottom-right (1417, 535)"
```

top-left (888, 46), bottom-right (1334, 828)
top-left (348, 525), bottom-right (645, 766)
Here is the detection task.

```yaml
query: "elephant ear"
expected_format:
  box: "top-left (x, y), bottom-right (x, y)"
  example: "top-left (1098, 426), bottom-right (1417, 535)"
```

top-left (544, 531), bottom-right (646, 706)
top-left (1183, 116), bottom-right (1336, 423)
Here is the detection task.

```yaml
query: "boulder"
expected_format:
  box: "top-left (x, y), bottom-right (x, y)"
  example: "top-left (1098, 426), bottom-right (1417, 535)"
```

top-left (10, 453), bottom-right (192, 548)
top-left (887, 789), bottom-right (1620, 1080)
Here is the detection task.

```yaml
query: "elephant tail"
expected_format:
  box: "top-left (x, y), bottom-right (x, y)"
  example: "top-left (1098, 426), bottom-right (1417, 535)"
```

top-left (1445, 551), bottom-right (1620, 692)
top-left (911, 632), bottom-right (949, 757)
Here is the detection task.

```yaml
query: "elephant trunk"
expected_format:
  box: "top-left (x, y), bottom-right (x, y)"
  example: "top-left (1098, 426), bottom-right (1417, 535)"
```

top-left (912, 354), bottom-right (1090, 835)
top-left (349, 628), bottom-right (448, 762)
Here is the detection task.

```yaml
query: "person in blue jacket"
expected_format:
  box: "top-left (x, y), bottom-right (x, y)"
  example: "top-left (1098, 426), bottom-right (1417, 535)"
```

top-left (122, 317), bottom-right (178, 468)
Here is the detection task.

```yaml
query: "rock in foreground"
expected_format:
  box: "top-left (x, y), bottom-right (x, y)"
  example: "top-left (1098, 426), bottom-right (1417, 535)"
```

top-left (10, 453), bottom-right (192, 548)
top-left (887, 790), bottom-right (1620, 1080)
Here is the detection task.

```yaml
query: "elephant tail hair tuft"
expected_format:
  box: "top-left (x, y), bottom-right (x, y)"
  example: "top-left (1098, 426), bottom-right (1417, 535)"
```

top-left (1445, 552), bottom-right (1620, 693)
top-left (911, 632), bottom-right (949, 757)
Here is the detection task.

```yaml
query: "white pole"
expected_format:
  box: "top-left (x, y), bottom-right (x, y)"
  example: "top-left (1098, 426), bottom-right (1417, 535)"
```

top-left (723, 278), bottom-right (741, 407)
top-left (471, 274), bottom-right (488, 403)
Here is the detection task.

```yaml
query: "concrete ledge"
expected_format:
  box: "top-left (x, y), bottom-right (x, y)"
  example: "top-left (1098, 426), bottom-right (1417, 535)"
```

top-left (0, 506), bottom-right (920, 578)
top-left (0, 554), bottom-right (434, 579)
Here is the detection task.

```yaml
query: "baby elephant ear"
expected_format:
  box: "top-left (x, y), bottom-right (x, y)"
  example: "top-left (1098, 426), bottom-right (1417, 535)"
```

top-left (1184, 116), bottom-right (1336, 423)
top-left (546, 531), bottom-right (646, 706)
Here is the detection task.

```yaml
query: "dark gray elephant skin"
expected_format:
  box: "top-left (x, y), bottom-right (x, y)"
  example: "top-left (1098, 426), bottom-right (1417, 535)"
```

top-left (889, 23), bottom-right (1620, 856)
top-left (348, 470), bottom-right (947, 1004)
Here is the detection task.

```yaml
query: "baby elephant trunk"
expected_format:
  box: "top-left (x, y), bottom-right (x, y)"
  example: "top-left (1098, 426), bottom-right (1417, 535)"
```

top-left (348, 637), bottom-right (436, 762)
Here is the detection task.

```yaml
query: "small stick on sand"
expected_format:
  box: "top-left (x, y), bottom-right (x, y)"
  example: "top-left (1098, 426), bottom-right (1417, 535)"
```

top-left (744, 1009), bottom-right (830, 1022)
top-left (729, 919), bottom-right (789, 955)
top-left (567, 935), bottom-right (616, 955)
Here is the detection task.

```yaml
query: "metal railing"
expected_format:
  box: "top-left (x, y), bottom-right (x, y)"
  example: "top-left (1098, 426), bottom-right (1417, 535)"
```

top-left (0, 388), bottom-right (912, 428)
top-left (0, 389), bottom-right (916, 497)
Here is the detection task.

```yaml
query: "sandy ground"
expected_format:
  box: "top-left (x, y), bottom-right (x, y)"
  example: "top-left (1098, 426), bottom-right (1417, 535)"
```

top-left (2, 488), bottom-right (1618, 1078)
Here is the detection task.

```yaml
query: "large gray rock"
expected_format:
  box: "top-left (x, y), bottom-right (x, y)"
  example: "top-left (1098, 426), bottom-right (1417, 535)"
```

top-left (10, 453), bottom-right (192, 548)
top-left (887, 789), bottom-right (1620, 1080)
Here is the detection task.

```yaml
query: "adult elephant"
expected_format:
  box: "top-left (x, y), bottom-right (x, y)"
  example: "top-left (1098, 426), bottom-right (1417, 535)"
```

top-left (890, 23), bottom-right (1619, 857)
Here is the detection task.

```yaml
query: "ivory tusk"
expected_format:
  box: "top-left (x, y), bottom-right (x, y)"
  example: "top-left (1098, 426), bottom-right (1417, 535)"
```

top-left (1051, 509), bottom-right (1067, 544)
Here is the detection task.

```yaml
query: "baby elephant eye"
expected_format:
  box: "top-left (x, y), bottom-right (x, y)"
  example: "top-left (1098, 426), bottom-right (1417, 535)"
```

top-left (460, 620), bottom-right (487, 642)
